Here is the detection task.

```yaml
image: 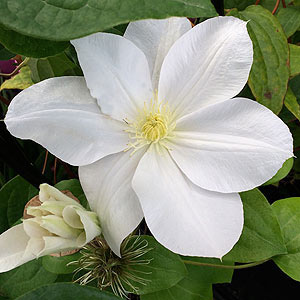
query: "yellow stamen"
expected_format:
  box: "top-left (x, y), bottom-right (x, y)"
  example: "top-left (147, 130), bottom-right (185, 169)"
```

top-left (125, 97), bottom-right (176, 154)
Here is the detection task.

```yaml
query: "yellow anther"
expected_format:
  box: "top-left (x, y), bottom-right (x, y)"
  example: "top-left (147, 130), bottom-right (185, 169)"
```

top-left (125, 97), bottom-right (176, 154)
top-left (141, 113), bottom-right (168, 142)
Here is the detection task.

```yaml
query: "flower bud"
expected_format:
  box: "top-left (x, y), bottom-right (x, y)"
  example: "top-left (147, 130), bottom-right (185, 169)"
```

top-left (0, 184), bottom-right (101, 272)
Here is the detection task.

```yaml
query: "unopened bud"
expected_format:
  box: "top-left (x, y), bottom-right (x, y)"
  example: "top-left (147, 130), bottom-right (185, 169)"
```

top-left (22, 184), bottom-right (101, 258)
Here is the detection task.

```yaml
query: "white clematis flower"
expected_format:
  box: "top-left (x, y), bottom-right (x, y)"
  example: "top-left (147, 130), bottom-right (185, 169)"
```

top-left (0, 184), bottom-right (101, 273)
top-left (5, 16), bottom-right (293, 258)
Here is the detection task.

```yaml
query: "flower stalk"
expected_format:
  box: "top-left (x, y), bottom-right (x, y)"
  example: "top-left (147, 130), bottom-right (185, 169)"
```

top-left (183, 259), bottom-right (269, 269)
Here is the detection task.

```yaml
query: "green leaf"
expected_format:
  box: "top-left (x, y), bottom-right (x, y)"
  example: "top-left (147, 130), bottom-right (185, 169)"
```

top-left (0, 24), bottom-right (69, 58)
top-left (42, 252), bottom-right (82, 274)
top-left (0, 259), bottom-right (57, 299)
top-left (229, 5), bottom-right (289, 114)
top-left (263, 157), bottom-right (294, 185)
top-left (272, 197), bottom-right (300, 281)
top-left (260, 0), bottom-right (284, 12)
top-left (0, 175), bottom-right (38, 233)
top-left (284, 86), bottom-right (300, 121)
top-left (237, 83), bottom-right (255, 100)
top-left (289, 43), bottom-right (300, 77)
top-left (181, 257), bottom-right (233, 284)
top-left (28, 53), bottom-right (82, 83)
top-left (64, 45), bottom-right (80, 67)
top-left (277, 7), bottom-right (300, 38)
top-left (290, 73), bottom-right (300, 99)
top-left (54, 179), bottom-right (88, 208)
top-left (0, 66), bottom-right (33, 91)
top-left (224, 189), bottom-right (287, 262)
top-left (125, 236), bottom-right (187, 295)
top-left (15, 283), bottom-right (121, 300)
top-left (0, 0), bottom-right (217, 42)
top-left (141, 272), bottom-right (211, 300)
top-left (55, 273), bottom-right (74, 283)
top-left (141, 258), bottom-right (233, 300)
top-left (0, 43), bottom-right (14, 60)
top-left (225, 0), bottom-right (285, 12)
top-left (104, 24), bottom-right (129, 36)
top-left (224, 0), bottom-right (253, 10)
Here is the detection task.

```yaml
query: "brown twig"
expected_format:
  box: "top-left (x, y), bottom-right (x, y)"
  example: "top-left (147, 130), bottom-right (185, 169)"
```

top-left (0, 95), bottom-right (9, 106)
top-left (42, 150), bottom-right (49, 175)
top-left (272, 0), bottom-right (280, 14)
top-left (281, 0), bottom-right (286, 8)
top-left (53, 157), bottom-right (58, 184)
top-left (60, 160), bottom-right (78, 179)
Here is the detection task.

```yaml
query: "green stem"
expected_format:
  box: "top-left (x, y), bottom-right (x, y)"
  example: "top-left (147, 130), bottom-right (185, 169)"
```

top-left (182, 259), bottom-right (269, 269)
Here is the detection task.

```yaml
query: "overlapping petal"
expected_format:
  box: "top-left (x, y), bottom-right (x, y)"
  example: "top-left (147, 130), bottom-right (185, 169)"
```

top-left (74, 209), bottom-right (102, 245)
top-left (5, 77), bottom-right (128, 166)
top-left (124, 17), bottom-right (191, 90)
top-left (0, 224), bottom-right (33, 272)
top-left (79, 150), bottom-right (145, 256)
top-left (158, 16), bottom-right (253, 118)
top-left (169, 98), bottom-right (293, 193)
top-left (132, 145), bottom-right (243, 258)
top-left (72, 33), bottom-right (153, 121)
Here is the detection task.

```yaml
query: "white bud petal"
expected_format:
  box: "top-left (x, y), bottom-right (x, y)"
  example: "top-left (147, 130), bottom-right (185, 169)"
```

top-left (76, 210), bottom-right (101, 246)
top-left (40, 236), bottom-right (79, 257)
top-left (23, 218), bottom-right (51, 238)
top-left (0, 184), bottom-right (102, 273)
top-left (39, 184), bottom-right (80, 206)
top-left (62, 205), bottom-right (85, 229)
top-left (40, 215), bottom-right (82, 239)
top-left (24, 237), bottom-right (45, 257)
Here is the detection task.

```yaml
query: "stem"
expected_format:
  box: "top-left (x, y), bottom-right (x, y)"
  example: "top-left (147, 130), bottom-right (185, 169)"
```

top-left (0, 95), bottom-right (9, 106)
top-left (183, 259), bottom-right (268, 269)
top-left (42, 150), bottom-right (49, 175)
top-left (53, 157), bottom-right (58, 184)
top-left (60, 160), bottom-right (78, 179)
top-left (272, 0), bottom-right (280, 14)
top-left (255, 0), bottom-right (261, 5)
top-left (0, 58), bottom-right (29, 77)
top-left (281, 0), bottom-right (286, 8)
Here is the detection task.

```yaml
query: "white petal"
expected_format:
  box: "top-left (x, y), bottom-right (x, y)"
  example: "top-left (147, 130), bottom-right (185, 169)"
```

top-left (71, 33), bottom-right (153, 121)
top-left (5, 77), bottom-right (128, 166)
top-left (39, 236), bottom-right (78, 257)
top-left (124, 18), bottom-right (191, 90)
top-left (75, 210), bottom-right (101, 246)
top-left (79, 150), bottom-right (145, 256)
top-left (0, 224), bottom-right (33, 273)
top-left (170, 98), bottom-right (293, 193)
top-left (132, 145), bottom-right (243, 258)
top-left (158, 16), bottom-right (253, 118)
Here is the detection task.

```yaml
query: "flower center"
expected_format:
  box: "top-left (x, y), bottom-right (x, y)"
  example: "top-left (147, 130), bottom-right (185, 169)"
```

top-left (125, 98), bottom-right (176, 154)
top-left (141, 113), bottom-right (168, 142)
